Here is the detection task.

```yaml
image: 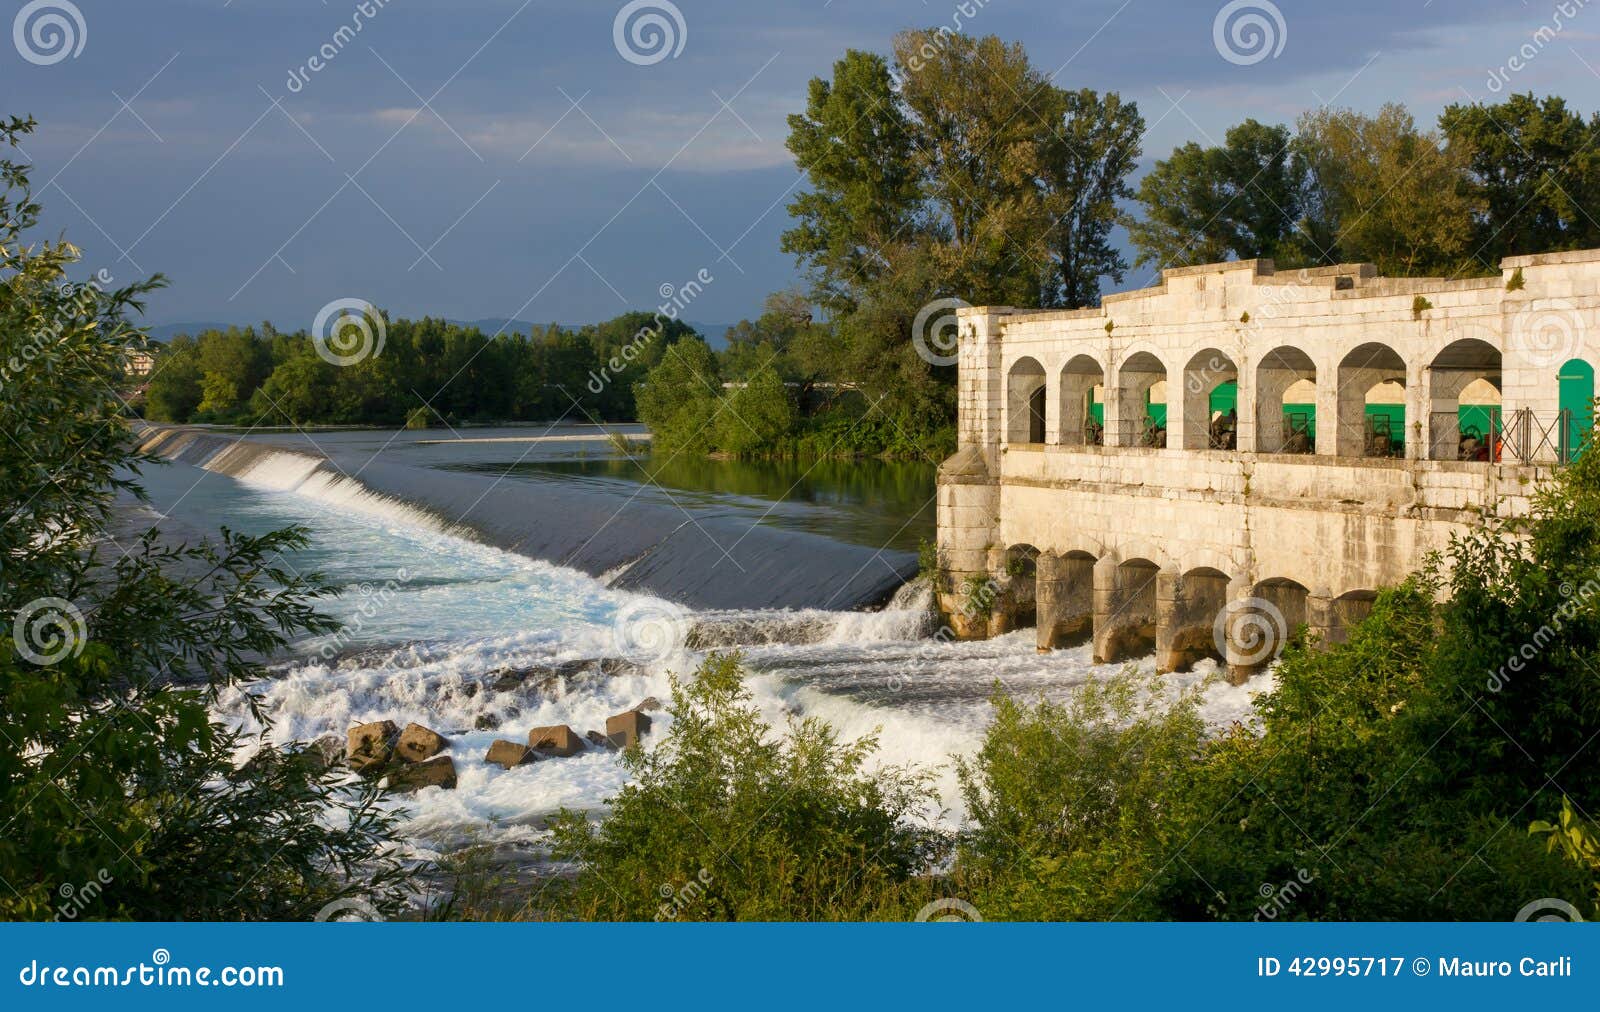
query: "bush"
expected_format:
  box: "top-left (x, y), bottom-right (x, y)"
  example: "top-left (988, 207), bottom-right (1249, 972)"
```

top-left (546, 653), bottom-right (943, 920)
top-left (953, 673), bottom-right (1209, 920)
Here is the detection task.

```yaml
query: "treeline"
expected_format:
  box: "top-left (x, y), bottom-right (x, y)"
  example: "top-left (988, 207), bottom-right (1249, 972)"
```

top-left (638, 30), bottom-right (1600, 461)
top-left (144, 311), bottom-right (700, 427)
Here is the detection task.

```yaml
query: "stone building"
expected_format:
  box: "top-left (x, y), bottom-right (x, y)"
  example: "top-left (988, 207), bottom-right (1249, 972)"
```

top-left (936, 249), bottom-right (1600, 681)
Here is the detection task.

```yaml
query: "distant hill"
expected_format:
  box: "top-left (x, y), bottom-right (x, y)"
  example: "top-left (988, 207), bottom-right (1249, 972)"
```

top-left (147, 319), bottom-right (734, 348)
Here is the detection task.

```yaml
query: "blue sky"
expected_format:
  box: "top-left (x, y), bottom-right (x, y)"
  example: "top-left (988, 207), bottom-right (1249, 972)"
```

top-left (4, 0), bottom-right (1599, 333)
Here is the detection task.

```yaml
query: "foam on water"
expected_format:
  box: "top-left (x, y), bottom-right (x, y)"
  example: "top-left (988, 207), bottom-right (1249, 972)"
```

top-left (138, 450), bottom-right (1274, 857)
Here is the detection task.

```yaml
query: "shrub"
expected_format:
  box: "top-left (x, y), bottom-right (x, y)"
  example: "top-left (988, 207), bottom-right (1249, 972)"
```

top-left (546, 653), bottom-right (943, 921)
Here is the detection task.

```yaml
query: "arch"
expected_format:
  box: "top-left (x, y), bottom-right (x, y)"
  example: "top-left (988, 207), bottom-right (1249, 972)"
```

top-left (1112, 351), bottom-right (1168, 448)
top-left (1094, 557), bottom-right (1160, 662)
top-left (1560, 358), bottom-right (1595, 461)
top-left (1002, 543), bottom-right (1040, 630)
top-left (1058, 354), bottom-right (1106, 446)
top-left (1036, 549), bottom-right (1098, 650)
top-left (1256, 346), bottom-right (1317, 454)
top-left (1336, 343), bottom-right (1407, 458)
top-left (1159, 566), bottom-right (1230, 672)
top-left (1426, 338), bottom-right (1502, 461)
top-left (1181, 349), bottom-right (1240, 449)
top-left (1254, 578), bottom-right (1309, 646)
top-left (1327, 589), bottom-right (1378, 645)
top-left (1006, 357), bottom-right (1047, 445)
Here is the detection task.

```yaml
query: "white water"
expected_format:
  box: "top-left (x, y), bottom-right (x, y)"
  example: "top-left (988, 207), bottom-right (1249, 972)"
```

top-left (135, 452), bottom-right (1273, 863)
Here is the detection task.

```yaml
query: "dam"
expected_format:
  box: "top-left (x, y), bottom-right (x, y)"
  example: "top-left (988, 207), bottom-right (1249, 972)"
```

top-left (936, 248), bottom-right (1600, 680)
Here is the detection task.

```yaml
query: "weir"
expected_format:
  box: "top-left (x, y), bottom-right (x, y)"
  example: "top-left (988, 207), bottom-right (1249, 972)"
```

top-left (137, 427), bottom-right (917, 612)
top-left (937, 248), bottom-right (1600, 681)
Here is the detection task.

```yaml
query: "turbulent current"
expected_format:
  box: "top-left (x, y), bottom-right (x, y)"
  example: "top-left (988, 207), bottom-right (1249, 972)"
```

top-left (127, 426), bottom-right (1271, 863)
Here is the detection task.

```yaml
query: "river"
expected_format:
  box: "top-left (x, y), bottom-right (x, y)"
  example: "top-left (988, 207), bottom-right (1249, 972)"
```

top-left (126, 424), bottom-right (1268, 865)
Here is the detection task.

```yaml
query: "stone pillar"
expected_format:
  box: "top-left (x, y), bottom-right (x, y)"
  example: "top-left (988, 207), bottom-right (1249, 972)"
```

top-left (1305, 593), bottom-right (1335, 646)
top-left (1221, 576), bottom-right (1261, 685)
top-left (935, 447), bottom-right (1000, 640)
top-left (1093, 557), bottom-right (1160, 664)
top-left (1036, 552), bottom-right (1094, 651)
top-left (1156, 567), bottom-right (1227, 673)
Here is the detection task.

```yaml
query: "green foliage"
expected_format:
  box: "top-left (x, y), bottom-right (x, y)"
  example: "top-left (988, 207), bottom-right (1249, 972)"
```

top-left (954, 675), bottom-right (1209, 920)
top-left (546, 653), bottom-right (941, 921)
top-left (1530, 798), bottom-right (1600, 917)
top-left (1507, 267), bottom-right (1527, 291)
top-left (714, 366), bottom-right (797, 456)
top-left (1441, 93), bottom-right (1600, 262)
top-left (0, 117), bottom-right (410, 921)
top-left (634, 337), bottom-right (722, 459)
top-left (1412, 295), bottom-right (1433, 318)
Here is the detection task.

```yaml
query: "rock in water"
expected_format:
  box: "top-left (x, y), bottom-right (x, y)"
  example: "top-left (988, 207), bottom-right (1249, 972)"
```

top-left (527, 724), bottom-right (584, 757)
top-left (382, 755), bottom-right (457, 793)
top-left (585, 730), bottom-right (618, 751)
top-left (486, 739), bottom-right (536, 769)
top-left (632, 697), bottom-right (663, 713)
top-left (347, 720), bottom-right (399, 773)
top-left (395, 722), bottom-right (449, 763)
top-left (605, 710), bottom-right (651, 749)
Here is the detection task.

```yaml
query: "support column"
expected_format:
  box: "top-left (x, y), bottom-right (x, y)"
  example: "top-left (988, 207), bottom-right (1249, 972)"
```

top-left (1036, 552), bottom-right (1094, 651)
top-left (1305, 593), bottom-right (1335, 646)
top-left (1156, 568), bottom-right (1228, 673)
top-left (1221, 576), bottom-right (1261, 686)
top-left (1093, 557), bottom-right (1160, 664)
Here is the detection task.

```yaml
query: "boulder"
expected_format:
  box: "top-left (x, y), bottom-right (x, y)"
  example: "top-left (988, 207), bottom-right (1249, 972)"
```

top-left (303, 734), bottom-right (345, 771)
top-left (605, 710), bottom-right (652, 749)
top-left (486, 739), bottom-right (536, 769)
top-left (527, 724), bottom-right (584, 757)
top-left (632, 697), bottom-right (663, 713)
top-left (382, 755), bottom-right (457, 793)
top-left (346, 720), bottom-right (399, 773)
top-left (473, 712), bottom-right (502, 731)
top-left (395, 722), bottom-right (449, 764)
top-left (585, 730), bottom-right (618, 751)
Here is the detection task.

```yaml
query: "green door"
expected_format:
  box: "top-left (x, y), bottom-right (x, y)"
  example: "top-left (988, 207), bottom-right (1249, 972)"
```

top-left (1559, 359), bottom-right (1594, 460)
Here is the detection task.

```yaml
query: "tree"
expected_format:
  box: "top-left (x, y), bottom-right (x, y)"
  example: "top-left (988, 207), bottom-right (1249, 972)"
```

top-left (0, 117), bottom-right (409, 920)
top-left (1129, 119), bottom-right (1309, 270)
top-left (1440, 93), bottom-right (1600, 262)
top-left (143, 335), bottom-right (203, 422)
top-left (633, 337), bottom-right (722, 459)
top-left (1041, 89), bottom-right (1145, 308)
top-left (782, 50), bottom-right (923, 314)
top-left (715, 366), bottom-right (796, 455)
top-left (1296, 104), bottom-right (1482, 276)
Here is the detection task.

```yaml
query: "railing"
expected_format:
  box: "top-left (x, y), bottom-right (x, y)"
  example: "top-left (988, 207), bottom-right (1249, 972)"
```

top-left (1494, 408), bottom-right (1587, 465)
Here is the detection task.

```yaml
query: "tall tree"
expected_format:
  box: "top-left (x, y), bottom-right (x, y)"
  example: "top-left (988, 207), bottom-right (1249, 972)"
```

top-left (1296, 104), bottom-right (1482, 276)
top-left (1440, 93), bottom-right (1600, 262)
top-left (782, 50), bottom-right (923, 314)
top-left (1129, 120), bottom-right (1308, 271)
top-left (1041, 89), bottom-right (1145, 308)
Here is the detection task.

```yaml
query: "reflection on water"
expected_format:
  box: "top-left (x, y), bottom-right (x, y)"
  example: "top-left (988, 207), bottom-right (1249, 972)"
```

top-left (442, 453), bottom-right (937, 553)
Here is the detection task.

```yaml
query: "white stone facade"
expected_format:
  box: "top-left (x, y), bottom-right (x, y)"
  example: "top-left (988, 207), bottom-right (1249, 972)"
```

top-left (937, 249), bottom-right (1600, 679)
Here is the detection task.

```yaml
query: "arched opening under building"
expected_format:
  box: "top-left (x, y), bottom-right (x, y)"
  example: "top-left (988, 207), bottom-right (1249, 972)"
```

top-left (1336, 343), bottom-right (1407, 458)
top-left (1006, 357), bottom-right (1047, 445)
top-left (1426, 338), bottom-right (1502, 461)
top-left (1158, 566), bottom-right (1230, 672)
top-left (1036, 549), bottom-right (1097, 650)
top-left (1058, 355), bottom-right (1106, 446)
top-left (1560, 358), bottom-right (1595, 460)
top-left (1094, 557), bottom-right (1160, 662)
top-left (1252, 577), bottom-right (1309, 657)
top-left (1000, 543), bottom-right (1039, 631)
top-left (1181, 349), bottom-right (1240, 449)
top-left (1328, 590), bottom-right (1378, 645)
top-left (1256, 347), bottom-right (1317, 453)
top-left (1114, 352), bottom-right (1167, 447)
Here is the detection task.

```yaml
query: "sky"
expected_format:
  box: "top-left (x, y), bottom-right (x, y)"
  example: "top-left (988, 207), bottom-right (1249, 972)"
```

top-left (3, 0), bottom-right (1599, 334)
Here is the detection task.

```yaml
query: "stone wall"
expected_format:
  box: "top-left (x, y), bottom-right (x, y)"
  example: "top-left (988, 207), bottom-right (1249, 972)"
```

top-left (937, 250), bottom-right (1598, 680)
